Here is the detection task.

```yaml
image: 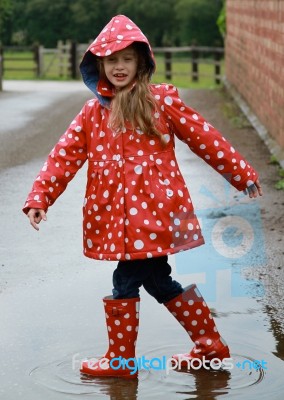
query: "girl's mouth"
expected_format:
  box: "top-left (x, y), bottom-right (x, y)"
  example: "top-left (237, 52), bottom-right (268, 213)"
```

top-left (114, 74), bottom-right (127, 78)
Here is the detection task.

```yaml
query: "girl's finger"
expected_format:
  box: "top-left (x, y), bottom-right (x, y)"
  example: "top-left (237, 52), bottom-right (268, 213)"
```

top-left (29, 218), bottom-right (39, 231)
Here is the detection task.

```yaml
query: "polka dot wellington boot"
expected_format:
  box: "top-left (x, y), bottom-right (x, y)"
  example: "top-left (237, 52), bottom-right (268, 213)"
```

top-left (164, 284), bottom-right (230, 368)
top-left (80, 296), bottom-right (140, 379)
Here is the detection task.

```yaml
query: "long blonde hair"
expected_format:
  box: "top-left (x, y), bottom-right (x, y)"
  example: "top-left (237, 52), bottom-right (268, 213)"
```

top-left (99, 43), bottom-right (164, 142)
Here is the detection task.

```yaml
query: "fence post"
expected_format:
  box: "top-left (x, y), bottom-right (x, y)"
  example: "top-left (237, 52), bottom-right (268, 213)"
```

top-left (58, 40), bottom-right (64, 78)
top-left (69, 41), bottom-right (78, 79)
top-left (33, 44), bottom-right (43, 78)
top-left (191, 45), bottom-right (199, 82)
top-left (214, 49), bottom-right (222, 84)
top-left (165, 51), bottom-right (172, 80)
top-left (0, 45), bottom-right (3, 91)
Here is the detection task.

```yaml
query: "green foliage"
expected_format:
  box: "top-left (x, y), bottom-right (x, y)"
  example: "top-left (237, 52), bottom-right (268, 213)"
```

top-left (117, 0), bottom-right (177, 46)
top-left (217, 0), bottom-right (226, 38)
top-left (275, 178), bottom-right (284, 190)
top-left (269, 155), bottom-right (280, 165)
top-left (2, 0), bottom-right (224, 47)
top-left (174, 0), bottom-right (224, 46)
top-left (0, 0), bottom-right (12, 39)
top-left (268, 156), bottom-right (284, 190)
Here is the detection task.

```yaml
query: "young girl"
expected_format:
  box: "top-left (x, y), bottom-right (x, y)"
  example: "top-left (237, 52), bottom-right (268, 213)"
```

top-left (23, 15), bottom-right (262, 379)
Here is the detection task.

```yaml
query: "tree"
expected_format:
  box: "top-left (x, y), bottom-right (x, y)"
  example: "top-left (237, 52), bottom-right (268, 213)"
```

top-left (175, 0), bottom-right (223, 46)
top-left (117, 0), bottom-right (177, 46)
top-left (0, 0), bottom-right (12, 42)
top-left (23, 0), bottom-right (74, 47)
top-left (70, 0), bottom-right (118, 44)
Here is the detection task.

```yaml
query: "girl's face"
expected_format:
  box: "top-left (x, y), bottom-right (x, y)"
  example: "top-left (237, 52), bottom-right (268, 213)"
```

top-left (102, 46), bottom-right (138, 89)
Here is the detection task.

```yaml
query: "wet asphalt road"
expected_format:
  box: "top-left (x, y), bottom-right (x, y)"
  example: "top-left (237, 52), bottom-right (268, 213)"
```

top-left (0, 80), bottom-right (284, 399)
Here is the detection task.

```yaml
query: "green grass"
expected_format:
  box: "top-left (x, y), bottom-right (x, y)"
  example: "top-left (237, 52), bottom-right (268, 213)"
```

top-left (2, 51), bottom-right (224, 89)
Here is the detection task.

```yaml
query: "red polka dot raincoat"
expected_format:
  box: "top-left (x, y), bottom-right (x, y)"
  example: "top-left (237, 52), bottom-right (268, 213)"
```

top-left (23, 15), bottom-right (258, 261)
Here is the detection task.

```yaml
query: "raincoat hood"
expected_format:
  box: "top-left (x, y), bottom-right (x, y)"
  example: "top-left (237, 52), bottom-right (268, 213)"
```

top-left (80, 15), bottom-right (156, 106)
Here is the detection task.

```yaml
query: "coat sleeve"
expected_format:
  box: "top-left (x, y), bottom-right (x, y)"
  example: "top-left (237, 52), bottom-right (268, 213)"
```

top-left (160, 84), bottom-right (258, 191)
top-left (22, 103), bottom-right (89, 214)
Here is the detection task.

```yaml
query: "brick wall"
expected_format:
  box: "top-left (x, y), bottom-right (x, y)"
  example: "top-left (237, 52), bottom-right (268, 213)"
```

top-left (225, 0), bottom-right (284, 148)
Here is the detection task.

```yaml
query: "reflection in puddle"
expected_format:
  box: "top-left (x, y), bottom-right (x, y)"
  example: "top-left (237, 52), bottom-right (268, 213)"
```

top-left (29, 349), bottom-right (267, 399)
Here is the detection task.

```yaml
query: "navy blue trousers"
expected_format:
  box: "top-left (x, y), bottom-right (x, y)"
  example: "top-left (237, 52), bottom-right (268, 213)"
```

top-left (112, 256), bottom-right (183, 304)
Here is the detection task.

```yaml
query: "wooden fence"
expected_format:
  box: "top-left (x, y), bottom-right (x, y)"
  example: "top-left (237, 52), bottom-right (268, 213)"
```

top-left (0, 43), bottom-right (224, 88)
top-left (152, 46), bottom-right (224, 84)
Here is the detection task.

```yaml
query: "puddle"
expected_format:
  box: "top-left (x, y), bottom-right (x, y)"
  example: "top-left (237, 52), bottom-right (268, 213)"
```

top-left (1, 153), bottom-right (284, 399)
top-left (29, 347), bottom-right (267, 399)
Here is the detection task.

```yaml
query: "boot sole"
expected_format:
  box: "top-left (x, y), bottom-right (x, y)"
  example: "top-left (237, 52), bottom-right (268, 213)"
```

top-left (80, 368), bottom-right (138, 379)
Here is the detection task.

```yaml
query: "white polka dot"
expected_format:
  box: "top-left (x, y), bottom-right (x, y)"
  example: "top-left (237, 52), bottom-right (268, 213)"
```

top-left (233, 175), bottom-right (241, 182)
top-left (164, 96), bottom-right (173, 105)
top-left (240, 160), bottom-right (246, 169)
top-left (34, 195), bottom-right (39, 200)
top-left (175, 301), bottom-right (181, 307)
top-left (246, 180), bottom-right (254, 187)
top-left (206, 339), bottom-right (213, 346)
top-left (217, 151), bottom-right (224, 158)
top-left (217, 165), bottom-right (224, 170)
top-left (196, 309), bottom-right (202, 315)
top-left (180, 117), bottom-right (186, 124)
top-left (199, 329), bottom-right (205, 335)
top-left (188, 300), bottom-right (194, 306)
top-left (200, 144), bottom-right (206, 150)
top-left (130, 207), bottom-right (138, 215)
top-left (193, 234), bottom-right (198, 240)
top-left (150, 233), bottom-right (157, 240)
top-left (203, 123), bottom-right (209, 131)
top-left (87, 239), bottom-right (93, 248)
top-left (134, 240), bottom-right (144, 250)
top-left (59, 149), bottom-right (66, 156)
top-left (124, 313), bottom-right (130, 319)
top-left (214, 140), bottom-right (219, 146)
top-left (192, 114), bottom-right (198, 120)
top-left (110, 352), bottom-right (115, 357)
top-left (126, 325), bottom-right (132, 331)
top-left (134, 165), bottom-right (142, 175)
top-left (96, 145), bottom-right (103, 151)
top-left (174, 218), bottom-right (180, 226)
top-left (114, 320), bottom-right (120, 326)
top-left (192, 320), bottom-right (198, 326)
top-left (120, 346), bottom-right (126, 352)
top-left (183, 311), bottom-right (190, 316)
top-left (117, 333), bottom-right (123, 338)
top-left (103, 190), bottom-right (109, 198)
top-left (105, 49), bottom-right (112, 56)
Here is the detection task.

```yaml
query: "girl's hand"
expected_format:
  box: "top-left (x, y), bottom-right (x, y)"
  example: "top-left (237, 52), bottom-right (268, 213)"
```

top-left (243, 179), bottom-right (263, 198)
top-left (27, 208), bottom-right (47, 231)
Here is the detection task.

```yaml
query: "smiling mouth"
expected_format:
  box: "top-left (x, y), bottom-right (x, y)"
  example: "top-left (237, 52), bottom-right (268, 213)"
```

top-left (114, 74), bottom-right (127, 78)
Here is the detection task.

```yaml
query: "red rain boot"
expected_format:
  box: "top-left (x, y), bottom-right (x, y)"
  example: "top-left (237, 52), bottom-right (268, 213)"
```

top-left (80, 296), bottom-right (140, 379)
top-left (164, 284), bottom-right (230, 368)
